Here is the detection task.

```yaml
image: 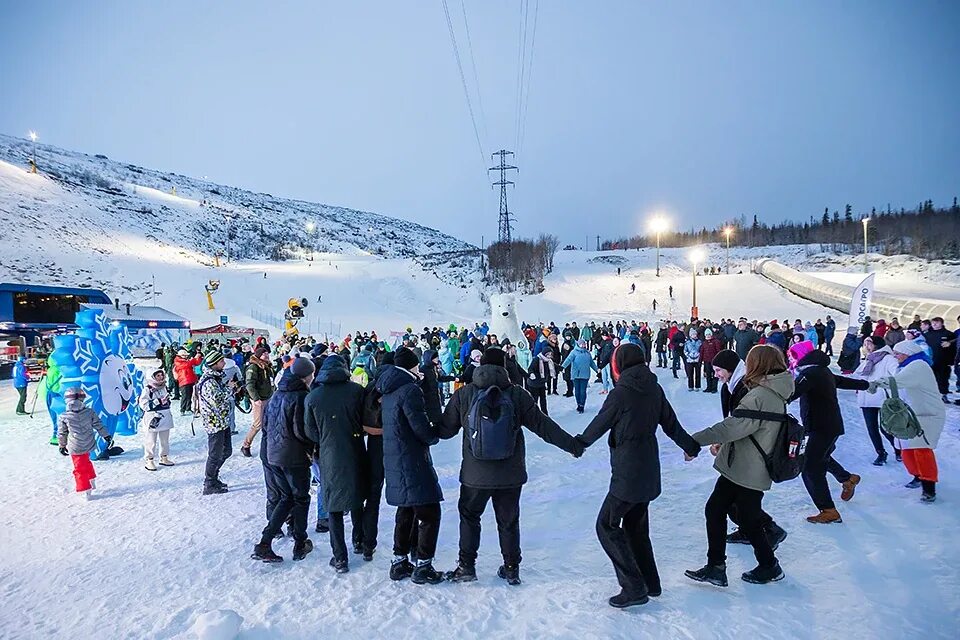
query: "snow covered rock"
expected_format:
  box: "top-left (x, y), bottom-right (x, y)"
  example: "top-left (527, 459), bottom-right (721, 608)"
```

top-left (189, 609), bottom-right (243, 640)
top-left (488, 293), bottom-right (525, 346)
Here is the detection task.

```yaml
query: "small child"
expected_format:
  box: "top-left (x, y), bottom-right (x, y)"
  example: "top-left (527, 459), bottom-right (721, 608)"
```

top-left (57, 387), bottom-right (111, 499)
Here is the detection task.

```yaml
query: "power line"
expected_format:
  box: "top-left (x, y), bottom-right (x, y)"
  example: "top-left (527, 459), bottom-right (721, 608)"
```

top-left (441, 0), bottom-right (486, 171)
top-left (459, 0), bottom-right (488, 145)
top-left (518, 0), bottom-right (539, 157)
top-left (514, 0), bottom-right (528, 154)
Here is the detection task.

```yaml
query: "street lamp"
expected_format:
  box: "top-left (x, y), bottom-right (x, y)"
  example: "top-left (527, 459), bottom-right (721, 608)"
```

top-left (649, 216), bottom-right (668, 277)
top-left (690, 248), bottom-right (705, 319)
top-left (862, 218), bottom-right (870, 273)
top-left (723, 226), bottom-right (733, 274)
top-left (28, 130), bottom-right (38, 173)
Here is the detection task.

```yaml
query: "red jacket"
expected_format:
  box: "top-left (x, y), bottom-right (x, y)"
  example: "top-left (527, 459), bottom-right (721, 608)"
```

top-left (873, 321), bottom-right (888, 338)
top-left (173, 354), bottom-right (202, 386)
top-left (700, 337), bottom-right (724, 365)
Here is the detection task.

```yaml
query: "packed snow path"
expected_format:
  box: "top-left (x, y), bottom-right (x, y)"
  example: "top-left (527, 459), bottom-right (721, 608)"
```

top-left (1, 368), bottom-right (957, 639)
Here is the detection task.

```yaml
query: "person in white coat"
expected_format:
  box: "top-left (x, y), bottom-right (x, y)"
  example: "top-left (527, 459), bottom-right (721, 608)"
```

top-left (140, 369), bottom-right (175, 471)
top-left (851, 336), bottom-right (901, 466)
top-left (872, 340), bottom-right (946, 503)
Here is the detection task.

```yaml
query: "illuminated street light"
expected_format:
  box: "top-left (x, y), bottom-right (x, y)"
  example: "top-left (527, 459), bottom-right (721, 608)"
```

top-left (723, 226), bottom-right (733, 274)
top-left (862, 218), bottom-right (870, 273)
top-left (690, 248), bottom-right (705, 318)
top-left (648, 216), bottom-right (669, 277)
top-left (27, 130), bottom-right (38, 172)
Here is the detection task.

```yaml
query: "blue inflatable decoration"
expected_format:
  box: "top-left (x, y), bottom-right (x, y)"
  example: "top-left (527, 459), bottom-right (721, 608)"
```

top-left (51, 309), bottom-right (145, 460)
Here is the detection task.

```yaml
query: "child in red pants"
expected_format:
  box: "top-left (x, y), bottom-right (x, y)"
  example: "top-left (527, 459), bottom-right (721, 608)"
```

top-left (57, 387), bottom-right (111, 499)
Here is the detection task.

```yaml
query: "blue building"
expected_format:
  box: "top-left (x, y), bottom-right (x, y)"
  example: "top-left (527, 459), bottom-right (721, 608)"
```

top-left (0, 282), bottom-right (112, 341)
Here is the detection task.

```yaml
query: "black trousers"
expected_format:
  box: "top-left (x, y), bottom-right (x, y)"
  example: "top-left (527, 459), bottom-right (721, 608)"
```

top-left (685, 361), bottom-right (702, 389)
top-left (704, 364), bottom-right (717, 392)
top-left (549, 376), bottom-right (558, 394)
top-left (656, 350), bottom-right (667, 368)
top-left (706, 475), bottom-right (776, 567)
top-left (167, 372), bottom-right (179, 399)
top-left (458, 485), bottom-right (522, 566)
top-left (862, 407), bottom-right (897, 456)
top-left (801, 433), bottom-right (851, 511)
top-left (595, 492), bottom-right (659, 596)
top-left (394, 503), bottom-right (441, 561)
top-left (260, 464), bottom-right (311, 543)
top-left (179, 383), bottom-right (194, 414)
top-left (672, 349), bottom-right (683, 377)
top-left (329, 511), bottom-right (350, 561)
top-left (351, 435), bottom-right (385, 553)
top-left (16, 387), bottom-right (27, 413)
top-left (932, 364), bottom-right (950, 395)
top-left (531, 388), bottom-right (548, 415)
top-left (204, 429), bottom-right (232, 488)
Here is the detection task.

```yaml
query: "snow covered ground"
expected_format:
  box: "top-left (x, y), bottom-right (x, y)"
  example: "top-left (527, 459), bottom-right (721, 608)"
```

top-left (2, 361), bottom-right (957, 640)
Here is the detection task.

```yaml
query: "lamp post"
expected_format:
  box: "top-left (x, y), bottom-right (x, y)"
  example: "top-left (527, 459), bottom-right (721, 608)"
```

top-left (649, 216), bottom-right (668, 277)
top-left (28, 130), bottom-right (38, 173)
top-left (690, 248), bottom-right (704, 319)
top-left (724, 227), bottom-right (733, 274)
top-left (862, 218), bottom-right (870, 273)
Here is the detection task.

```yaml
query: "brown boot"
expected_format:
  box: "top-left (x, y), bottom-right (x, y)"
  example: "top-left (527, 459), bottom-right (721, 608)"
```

top-left (840, 474), bottom-right (861, 502)
top-left (807, 508), bottom-right (842, 524)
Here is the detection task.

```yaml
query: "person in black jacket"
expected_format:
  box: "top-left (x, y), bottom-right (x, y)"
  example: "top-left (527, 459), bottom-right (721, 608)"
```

top-left (711, 350), bottom-right (787, 549)
top-left (790, 349), bottom-right (868, 524)
top-left (654, 323), bottom-right (669, 368)
top-left (419, 349), bottom-right (455, 426)
top-left (923, 317), bottom-right (956, 400)
top-left (560, 337), bottom-right (576, 397)
top-left (575, 344), bottom-right (701, 609)
top-left (376, 347), bottom-right (446, 585)
top-left (304, 355), bottom-right (366, 573)
top-left (353, 351), bottom-right (392, 560)
top-left (502, 342), bottom-right (525, 386)
top-left (669, 326), bottom-right (686, 379)
top-left (439, 348), bottom-right (582, 585)
top-left (251, 357), bottom-right (316, 563)
top-left (526, 347), bottom-right (556, 414)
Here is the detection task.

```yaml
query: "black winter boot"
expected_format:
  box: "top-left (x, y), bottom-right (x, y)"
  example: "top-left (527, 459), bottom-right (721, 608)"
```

top-left (390, 557), bottom-right (415, 581)
top-left (251, 542), bottom-right (283, 563)
top-left (292, 538), bottom-right (313, 561)
top-left (905, 476), bottom-right (922, 489)
top-left (741, 561), bottom-right (784, 584)
top-left (608, 589), bottom-right (649, 609)
top-left (684, 563), bottom-right (728, 587)
top-left (764, 522), bottom-right (788, 551)
top-left (446, 562), bottom-right (478, 583)
top-left (329, 557), bottom-right (349, 574)
top-left (726, 529), bottom-right (750, 545)
top-left (497, 564), bottom-right (521, 585)
top-left (315, 518), bottom-right (329, 533)
top-left (412, 560), bottom-right (445, 585)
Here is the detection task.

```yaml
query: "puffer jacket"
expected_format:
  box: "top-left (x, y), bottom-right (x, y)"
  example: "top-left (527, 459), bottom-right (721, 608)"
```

top-left (561, 346), bottom-right (598, 380)
top-left (376, 366), bottom-right (443, 507)
top-left (263, 371), bottom-right (313, 467)
top-left (692, 371), bottom-right (796, 492)
top-left (173, 354), bottom-right (201, 386)
top-left (850, 346), bottom-right (899, 408)
top-left (57, 399), bottom-right (110, 455)
top-left (515, 342), bottom-right (532, 371)
top-left (887, 356), bottom-right (945, 450)
top-left (139, 381), bottom-right (174, 431)
top-left (196, 367), bottom-right (231, 435)
top-left (244, 355), bottom-right (274, 401)
top-left (683, 338), bottom-right (703, 363)
top-left (13, 358), bottom-right (29, 388)
top-left (699, 337), bottom-right (724, 366)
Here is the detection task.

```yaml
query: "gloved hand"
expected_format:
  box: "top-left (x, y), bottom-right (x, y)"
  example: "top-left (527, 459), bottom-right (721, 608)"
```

top-left (59, 446), bottom-right (69, 456)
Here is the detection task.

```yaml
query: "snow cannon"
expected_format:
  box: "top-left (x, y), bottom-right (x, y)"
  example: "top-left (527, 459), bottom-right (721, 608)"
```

top-left (283, 297), bottom-right (309, 338)
top-left (51, 309), bottom-right (145, 460)
top-left (204, 279), bottom-right (220, 311)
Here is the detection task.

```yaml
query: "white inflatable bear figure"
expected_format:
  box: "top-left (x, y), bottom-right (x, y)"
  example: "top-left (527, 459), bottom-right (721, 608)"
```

top-left (488, 293), bottom-right (525, 347)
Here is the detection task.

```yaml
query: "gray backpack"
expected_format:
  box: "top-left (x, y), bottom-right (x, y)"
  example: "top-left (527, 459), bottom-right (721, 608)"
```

top-left (879, 377), bottom-right (926, 442)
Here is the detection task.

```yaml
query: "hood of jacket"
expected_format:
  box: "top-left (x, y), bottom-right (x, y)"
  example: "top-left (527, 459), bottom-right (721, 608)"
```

top-left (613, 362), bottom-right (658, 394)
top-left (796, 348), bottom-right (831, 369)
top-left (421, 349), bottom-right (439, 368)
top-left (277, 371), bottom-right (310, 392)
top-left (472, 364), bottom-right (511, 390)
top-left (753, 370), bottom-right (795, 401)
top-left (375, 365), bottom-right (417, 395)
top-left (315, 354), bottom-right (350, 384)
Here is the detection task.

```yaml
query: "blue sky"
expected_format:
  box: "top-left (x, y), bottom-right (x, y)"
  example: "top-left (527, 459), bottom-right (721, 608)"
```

top-left (1, 1), bottom-right (957, 246)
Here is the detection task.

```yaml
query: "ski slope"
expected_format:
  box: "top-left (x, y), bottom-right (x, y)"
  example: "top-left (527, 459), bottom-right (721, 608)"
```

top-left (1, 360), bottom-right (957, 640)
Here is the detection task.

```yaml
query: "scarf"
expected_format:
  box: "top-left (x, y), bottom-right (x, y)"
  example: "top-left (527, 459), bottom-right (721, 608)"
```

top-left (537, 353), bottom-right (556, 378)
top-left (899, 352), bottom-right (930, 369)
top-left (860, 350), bottom-right (889, 376)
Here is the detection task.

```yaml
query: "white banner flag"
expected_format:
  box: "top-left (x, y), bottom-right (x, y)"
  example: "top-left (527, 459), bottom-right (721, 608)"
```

top-left (848, 273), bottom-right (875, 332)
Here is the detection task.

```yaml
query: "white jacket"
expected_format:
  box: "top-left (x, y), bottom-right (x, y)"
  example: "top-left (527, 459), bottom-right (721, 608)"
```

top-left (852, 347), bottom-right (900, 408)
top-left (139, 382), bottom-right (174, 431)
top-left (887, 359), bottom-right (945, 450)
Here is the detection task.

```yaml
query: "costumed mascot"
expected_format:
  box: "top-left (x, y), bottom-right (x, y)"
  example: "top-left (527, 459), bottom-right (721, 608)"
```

top-left (51, 309), bottom-right (144, 460)
top-left (283, 297), bottom-right (308, 340)
top-left (488, 293), bottom-right (525, 347)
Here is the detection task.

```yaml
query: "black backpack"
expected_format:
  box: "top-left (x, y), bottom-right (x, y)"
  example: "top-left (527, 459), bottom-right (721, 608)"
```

top-left (731, 407), bottom-right (806, 483)
top-left (466, 386), bottom-right (518, 461)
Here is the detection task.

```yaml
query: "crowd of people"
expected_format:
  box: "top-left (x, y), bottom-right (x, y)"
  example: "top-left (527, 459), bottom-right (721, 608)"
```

top-left (30, 307), bottom-right (959, 608)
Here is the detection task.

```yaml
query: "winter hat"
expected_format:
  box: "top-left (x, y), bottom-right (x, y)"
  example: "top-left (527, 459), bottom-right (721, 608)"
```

top-left (289, 355), bottom-right (316, 379)
top-left (470, 349), bottom-right (483, 364)
top-left (310, 343), bottom-right (328, 358)
top-left (381, 352), bottom-right (395, 366)
top-left (480, 348), bottom-right (506, 367)
top-left (787, 340), bottom-right (816, 365)
top-left (867, 335), bottom-right (886, 350)
top-left (203, 351), bottom-right (225, 367)
top-left (704, 329), bottom-right (713, 338)
top-left (711, 349), bottom-right (741, 374)
top-left (893, 340), bottom-right (923, 356)
top-left (151, 368), bottom-right (165, 379)
top-left (577, 339), bottom-right (587, 349)
top-left (254, 346), bottom-right (269, 358)
top-left (688, 328), bottom-right (699, 339)
top-left (611, 343), bottom-right (645, 380)
top-left (64, 387), bottom-right (86, 401)
top-left (394, 347), bottom-right (420, 371)
top-left (281, 354), bottom-right (292, 365)
top-left (177, 349), bottom-right (189, 358)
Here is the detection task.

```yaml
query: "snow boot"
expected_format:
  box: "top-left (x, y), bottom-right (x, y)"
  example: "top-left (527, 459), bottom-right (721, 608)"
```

top-left (251, 542), bottom-right (283, 563)
top-left (202, 484), bottom-right (228, 495)
top-left (497, 564), bottom-right (521, 586)
top-left (315, 519), bottom-right (330, 534)
top-left (292, 538), bottom-right (313, 561)
top-left (684, 563), bottom-right (728, 587)
top-left (445, 562), bottom-right (478, 583)
top-left (840, 474), bottom-right (861, 502)
top-left (240, 444), bottom-right (252, 458)
top-left (765, 523), bottom-right (788, 551)
top-left (608, 589), bottom-right (649, 609)
top-left (273, 530), bottom-right (285, 540)
top-left (806, 508), bottom-right (842, 524)
top-left (920, 492), bottom-right (937, 504)
top-left (726, 528), bottom-right (750, 545)
top-left (353, 542), bottom-right (363, 555)
top-left (329, 557), bottom-right (349, 574)
top-left (144, 458), bottom-right (157, 472)
top-left (905, 477), bottom-right (922, 489)
top-left (872, 452), bottom-right (887, 466)
top-left (389, 557), bottom-right (415, 581)
top-left (741, 561), bottom-right (784, 584)
top-left (921, 481), bottom-right (936, 503)
top-left (363, 548), bottom-right (374, 562)
top-left (89, 479), bottom-right (96, 490)
top-left (158, 456), bottom-right (174, 466)
top-left (412, 560), bottom-right (445, 585)
top-left (895, 449), bottom-right (902, 462)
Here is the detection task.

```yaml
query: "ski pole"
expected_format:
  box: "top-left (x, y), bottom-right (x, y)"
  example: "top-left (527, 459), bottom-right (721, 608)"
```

top-left (28, 373), bottom-right (47, 419)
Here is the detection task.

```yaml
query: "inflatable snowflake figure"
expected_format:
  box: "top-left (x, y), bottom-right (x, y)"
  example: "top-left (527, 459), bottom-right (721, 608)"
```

top-left (53, 309), bottom-right (145, 459)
